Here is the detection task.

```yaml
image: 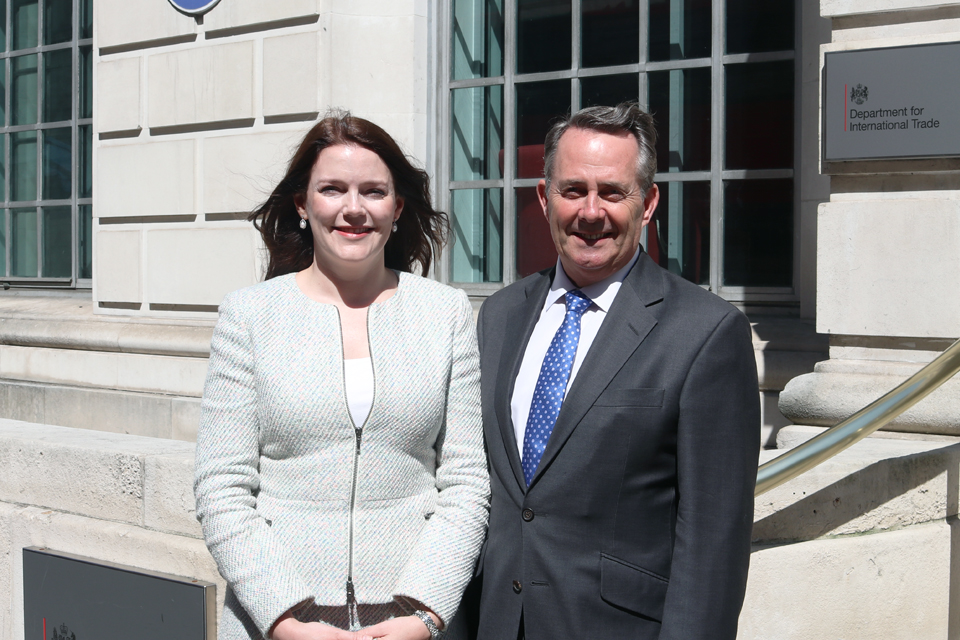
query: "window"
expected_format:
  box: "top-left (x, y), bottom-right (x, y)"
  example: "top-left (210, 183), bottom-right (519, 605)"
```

top-left (0, 0), bottom-right (92, 285)
top-left (440, 0), bottom-right (796, 302)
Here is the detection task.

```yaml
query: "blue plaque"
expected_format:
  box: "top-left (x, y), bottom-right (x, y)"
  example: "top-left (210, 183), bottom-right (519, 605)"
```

top-left (168, 0), bottom-right (221, 16)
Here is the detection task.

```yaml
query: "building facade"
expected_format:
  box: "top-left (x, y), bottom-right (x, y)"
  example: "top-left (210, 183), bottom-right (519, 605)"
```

top-left (1, 1), bottom-right (960, 639)
top-left (0, 0), bottom-right (837, 446)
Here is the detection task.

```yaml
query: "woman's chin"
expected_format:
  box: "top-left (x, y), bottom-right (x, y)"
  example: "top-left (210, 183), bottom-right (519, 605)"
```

top-left (315, 246), bottom-right (388, 271)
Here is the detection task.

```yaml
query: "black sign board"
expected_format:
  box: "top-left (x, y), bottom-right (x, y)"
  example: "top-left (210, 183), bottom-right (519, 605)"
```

top-left (23, 547), bottom-right (216, 640)
top-left (823, 41), bottom-right (960, 161)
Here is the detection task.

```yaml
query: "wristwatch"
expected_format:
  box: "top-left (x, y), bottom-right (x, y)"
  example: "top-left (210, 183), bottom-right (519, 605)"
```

top-left (411, 609), bottom-right (441, 640)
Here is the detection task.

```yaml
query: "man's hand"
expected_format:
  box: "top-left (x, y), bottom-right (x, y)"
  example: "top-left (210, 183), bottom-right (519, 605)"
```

top-left (271, 612), bottom-right (357, 640)
top-left (355, 615), bottom-right (434, 640)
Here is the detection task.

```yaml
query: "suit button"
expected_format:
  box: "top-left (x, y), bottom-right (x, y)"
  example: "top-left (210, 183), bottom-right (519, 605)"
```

top-left (522, 508), bottom-right (534, 522)
top-left (512, 580), bottom-right (522, 593)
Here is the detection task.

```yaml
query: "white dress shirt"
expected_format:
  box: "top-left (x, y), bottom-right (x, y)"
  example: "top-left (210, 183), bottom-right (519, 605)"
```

top-left (510, 248), bottom-right (640, 454)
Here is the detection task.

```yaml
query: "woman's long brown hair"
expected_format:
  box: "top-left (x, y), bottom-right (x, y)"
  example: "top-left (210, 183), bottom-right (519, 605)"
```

top-left (250, 112), bottom-right (448, 279)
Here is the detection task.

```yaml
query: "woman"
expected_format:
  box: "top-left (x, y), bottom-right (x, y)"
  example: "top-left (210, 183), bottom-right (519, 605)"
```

top-left (194, 113), bottom-right (489, 640)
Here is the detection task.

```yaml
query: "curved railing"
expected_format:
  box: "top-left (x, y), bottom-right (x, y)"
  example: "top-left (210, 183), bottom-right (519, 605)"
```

top-left (756, 338), bottom-right (960, 496)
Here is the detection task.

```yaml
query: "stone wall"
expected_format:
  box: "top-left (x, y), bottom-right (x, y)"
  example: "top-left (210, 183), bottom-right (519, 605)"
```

top-left (781, 1), bottom-right (960, 435)
top-left (0, 292), bottom-right (822, 444)
top-left (0, 421), bottom-right (223, 640)
top-left (2, 420), bottom-right (957, 639)
top-left (0, 296), bottom-right (210, 441)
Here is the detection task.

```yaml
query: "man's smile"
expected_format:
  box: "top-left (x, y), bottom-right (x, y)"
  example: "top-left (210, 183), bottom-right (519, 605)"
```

top-left (572, 231), bottom-right (614, 242)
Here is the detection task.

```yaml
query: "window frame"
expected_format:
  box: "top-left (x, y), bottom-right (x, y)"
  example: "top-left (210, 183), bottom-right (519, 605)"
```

top-left (0, 0), bottom-right (92, 288)
top-left (436, 0), bottom-right (802, 305)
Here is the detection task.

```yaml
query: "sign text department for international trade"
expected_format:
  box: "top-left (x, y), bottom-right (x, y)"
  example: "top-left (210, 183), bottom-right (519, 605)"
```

top-left (823, 42), bottom-right (960, 161)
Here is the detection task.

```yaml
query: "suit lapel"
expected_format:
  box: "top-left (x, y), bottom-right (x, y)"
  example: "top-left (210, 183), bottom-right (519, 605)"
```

top-left (494, 271), bottom-right (552, 494)
top-left (529, 253), bottom-right (664, 487)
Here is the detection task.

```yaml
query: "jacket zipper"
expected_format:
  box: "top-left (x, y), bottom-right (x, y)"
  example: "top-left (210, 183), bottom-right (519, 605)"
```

top-left (341, 307), bottom-right (375, 632)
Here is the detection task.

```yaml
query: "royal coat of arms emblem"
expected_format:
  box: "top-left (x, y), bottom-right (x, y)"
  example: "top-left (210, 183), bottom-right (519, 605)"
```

top-left (51, 623), bottom-right (76, 640)
top-left (850, 84), bottom-right (868, 105)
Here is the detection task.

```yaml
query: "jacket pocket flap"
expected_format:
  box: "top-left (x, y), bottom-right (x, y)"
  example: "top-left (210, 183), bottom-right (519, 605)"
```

top-left (594, 388), bottom-right (664, 408)
top-left (599, 553), bottom-right (668, 621)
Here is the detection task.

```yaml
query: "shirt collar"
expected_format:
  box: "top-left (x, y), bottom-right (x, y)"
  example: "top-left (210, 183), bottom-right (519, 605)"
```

top-left (543, 248), bottom-right (640, 313)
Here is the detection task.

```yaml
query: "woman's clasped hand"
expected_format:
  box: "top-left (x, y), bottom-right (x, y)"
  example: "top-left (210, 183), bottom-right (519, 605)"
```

top-left (271, 613), bottom-right (435, 640)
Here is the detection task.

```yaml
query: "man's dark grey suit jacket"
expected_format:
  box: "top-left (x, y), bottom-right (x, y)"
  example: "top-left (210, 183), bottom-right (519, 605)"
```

top-left (472, 251), bottom-right (760, 640)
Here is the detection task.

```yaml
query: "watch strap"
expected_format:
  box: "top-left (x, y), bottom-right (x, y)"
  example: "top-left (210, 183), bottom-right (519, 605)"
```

top-left (411, 609), bottom-right (441, 639)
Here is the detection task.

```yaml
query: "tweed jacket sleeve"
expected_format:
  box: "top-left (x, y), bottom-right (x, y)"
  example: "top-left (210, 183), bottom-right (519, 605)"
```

top-left (393, 290), bottom-right (490, 624)
top-left (194, 291), bottom-right (313, 636)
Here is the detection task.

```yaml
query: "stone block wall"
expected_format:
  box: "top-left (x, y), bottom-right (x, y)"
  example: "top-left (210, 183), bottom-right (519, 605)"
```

top-left (93, 0), bottom-right (430, 318)
top-left (0, 421), bottom-right (223, 640)
top-left (0, 296), bottom-right (212, 441)
top-left (781, 2), bottom-right (960, 435)
top-left (816, 0), bottom-right (960, 342)
top-left (2, 420), bottom-right (958, 639)
top-left (740, 426), bottom-right (960, 639)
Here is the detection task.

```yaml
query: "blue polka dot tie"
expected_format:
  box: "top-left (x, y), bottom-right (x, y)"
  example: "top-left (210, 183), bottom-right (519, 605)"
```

top-left (521, 290), bottom-right (592, 486)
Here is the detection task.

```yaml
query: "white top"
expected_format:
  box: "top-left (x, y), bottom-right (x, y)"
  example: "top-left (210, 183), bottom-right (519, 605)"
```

top-left (510, 249), bottom-right (640, 453)
top-left (344, 357), bottom-right (374, 427)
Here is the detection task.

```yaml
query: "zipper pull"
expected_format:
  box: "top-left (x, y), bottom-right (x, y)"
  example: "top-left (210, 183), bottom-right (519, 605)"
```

top-left (346, 577), bottom-right (360, 630)
top-left (355, 428), bottom-right (363, 454)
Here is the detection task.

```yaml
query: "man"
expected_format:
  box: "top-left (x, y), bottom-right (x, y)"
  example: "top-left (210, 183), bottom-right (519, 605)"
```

top-left (473, 103), bottom-right (760, 639)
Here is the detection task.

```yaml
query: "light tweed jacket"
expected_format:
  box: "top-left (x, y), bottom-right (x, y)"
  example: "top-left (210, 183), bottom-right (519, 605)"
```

top-left (194, 272), bottom-right (490, 639)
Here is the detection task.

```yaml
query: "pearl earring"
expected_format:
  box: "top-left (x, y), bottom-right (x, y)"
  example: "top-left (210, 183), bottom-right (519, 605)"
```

top-left (299, 218), bottom-right (307, 230)
top-left (392, 221), bottom-right (398, 233)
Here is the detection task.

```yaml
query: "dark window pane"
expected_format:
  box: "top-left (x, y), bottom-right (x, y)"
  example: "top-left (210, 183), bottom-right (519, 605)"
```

top-left (78, 204), bottom-right (91, 279)
top-left (516, 186), bottom-right (556, 277)
top-left (727, 0), bottom-right (793, 55)
top-left (12, 53), bottom-right (37, 125)
top-left (0, 210), bottom-right (5, 276)
top-left (11, 207), bottom-right (36, 276)
top-left (43, 48), bottom-right (72, 122)
top-left (451, 85), bottom-right (504, 181)
top-left (0, 62), bottom-right (6, 125)
top-left (649, 67), bottom-right (710, 172)
top-left (44, 0), bottom-right (71, 45)
top-left (42, 127), bottom-right (70, 200)
top-left (723, 179), bottom-right (793, 287)
top-left (0, 0), bottom-right (7, 51)
top-left (11, 130), bottom-right (36, 201)
top-left (0, 135), bottom-right (5, 201)
top-left (41, 205), bottom-right (70, 277)
top-left (647, 181), bottom-right (709, 284)
top-left (0, 135), bottom-right (10, 202)
top-left (516, 79), bottom-right (569, 178)
top-left (518, 0), bottom-right (571, 74)
top-left (581, 73), bottom-right (638, 109)
top-left (649, 0), bottom-right (711, 61)
top-left (79, 124), bottom-right (91, 198)
top-left (79, 0), bottom-right (91, 39)
top-left (452, 0), bottom-right (504, 79)
top-left (80, 45), bottom-right (92, 119)
top-left (12, 0), bottom-right (37, 50)
top-left (582, 0), bottom-right (639, 68)
top-left (725, 61), bottom-right (793, 170)
top-left (450, 188), bottom-right (503, 282)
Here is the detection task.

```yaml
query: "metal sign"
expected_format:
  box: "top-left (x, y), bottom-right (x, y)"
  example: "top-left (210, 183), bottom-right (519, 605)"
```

top-left (168, 0), bottom-right (221, 16)
top-left (23, 547), bottom-right (216, 640)
top-left (823, 41), bottom-right (960, 161)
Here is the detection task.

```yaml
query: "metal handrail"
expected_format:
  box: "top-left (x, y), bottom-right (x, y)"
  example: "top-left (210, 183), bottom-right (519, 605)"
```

top-left (756, 338), bottom-right (960, 496)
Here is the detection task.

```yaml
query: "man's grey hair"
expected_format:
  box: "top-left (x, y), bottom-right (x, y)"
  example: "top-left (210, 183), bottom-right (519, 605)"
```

top-left (543, 102), bottom-right (658, 193)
